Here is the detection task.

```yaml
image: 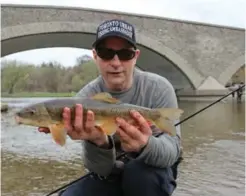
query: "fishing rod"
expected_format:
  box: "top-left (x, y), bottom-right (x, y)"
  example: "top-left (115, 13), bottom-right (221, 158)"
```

top-left (46, 84), bottom-right (245, 196)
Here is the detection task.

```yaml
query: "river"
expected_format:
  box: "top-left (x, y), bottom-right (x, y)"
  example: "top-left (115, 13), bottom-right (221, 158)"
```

top-left (1, 97), bottom-right (245, 196)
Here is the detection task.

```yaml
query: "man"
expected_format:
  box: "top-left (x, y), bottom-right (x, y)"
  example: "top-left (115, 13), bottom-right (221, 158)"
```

top-left (39, 19), bottom-right (182, 196)
top-left (236, 82), bottom-right (244, 102)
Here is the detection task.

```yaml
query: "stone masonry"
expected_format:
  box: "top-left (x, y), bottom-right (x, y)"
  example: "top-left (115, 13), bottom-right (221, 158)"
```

top-left (1, 4), bottom-right (245, 92)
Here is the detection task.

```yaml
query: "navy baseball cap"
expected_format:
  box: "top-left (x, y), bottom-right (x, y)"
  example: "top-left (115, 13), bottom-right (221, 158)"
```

top-left (92, 19), bottom-right (137, 49)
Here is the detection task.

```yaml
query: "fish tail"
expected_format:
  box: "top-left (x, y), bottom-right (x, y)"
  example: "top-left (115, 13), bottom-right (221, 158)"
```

top-left (151, 108), bottom-right (184, 135)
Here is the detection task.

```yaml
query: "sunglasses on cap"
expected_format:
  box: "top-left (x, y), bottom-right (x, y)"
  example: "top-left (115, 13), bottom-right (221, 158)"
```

top-left (96, 47), bottom-right (136, 61)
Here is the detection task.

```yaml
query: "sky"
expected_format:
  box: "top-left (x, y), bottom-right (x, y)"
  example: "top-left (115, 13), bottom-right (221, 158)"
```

top-left (1, 0), bottom-right (245, 67)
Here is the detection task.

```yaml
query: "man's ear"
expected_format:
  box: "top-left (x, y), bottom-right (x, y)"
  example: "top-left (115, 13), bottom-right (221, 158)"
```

top-left (92, 49), bottom-right (97, 60)
top-left (135, 49), bottom-right (141, 60)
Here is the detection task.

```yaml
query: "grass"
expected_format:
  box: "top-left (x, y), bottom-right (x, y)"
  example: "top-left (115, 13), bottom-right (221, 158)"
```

top-left (1, 92), bottom-right (77, 98)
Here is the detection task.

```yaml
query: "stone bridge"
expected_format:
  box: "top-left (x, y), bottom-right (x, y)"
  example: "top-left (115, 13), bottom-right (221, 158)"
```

top-left (1, 4), bottom-right (245, 94)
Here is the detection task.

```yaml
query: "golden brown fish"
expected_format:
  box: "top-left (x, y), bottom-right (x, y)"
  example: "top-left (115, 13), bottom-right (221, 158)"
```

top-left (15, 92), bottom-right (184, 146)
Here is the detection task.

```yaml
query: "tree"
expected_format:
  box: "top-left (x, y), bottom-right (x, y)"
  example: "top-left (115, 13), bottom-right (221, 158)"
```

top-left (1, 57), bottom-right (100, 94)
top-left (1, 60), bottom-right (31, 94)
top-left (75, 55), bottom-right (92, 67)
top-left (80, 60), bottom-right (99, 86)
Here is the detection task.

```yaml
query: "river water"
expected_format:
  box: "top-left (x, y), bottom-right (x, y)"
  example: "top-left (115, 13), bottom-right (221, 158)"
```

top-left (1, 97), bottom-right (245, 196)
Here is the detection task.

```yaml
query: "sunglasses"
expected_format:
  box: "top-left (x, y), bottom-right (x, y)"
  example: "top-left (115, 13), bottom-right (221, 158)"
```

top-left (96, 47), bottom-right (136, 61)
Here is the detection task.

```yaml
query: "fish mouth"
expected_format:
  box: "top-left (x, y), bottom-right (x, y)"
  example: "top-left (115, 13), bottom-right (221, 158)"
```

top-left (14, 115), bottom-right (38, 126)
top-left (14, 115), bottom-right (56, 128)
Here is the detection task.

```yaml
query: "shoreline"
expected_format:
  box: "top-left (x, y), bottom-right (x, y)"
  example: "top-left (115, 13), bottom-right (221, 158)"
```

top-left (1, 92), bottom-right (76, 98)
top-left (1, 90), bottom-right (245, 103)
top-left (178, 96), bottom-right (244, 102)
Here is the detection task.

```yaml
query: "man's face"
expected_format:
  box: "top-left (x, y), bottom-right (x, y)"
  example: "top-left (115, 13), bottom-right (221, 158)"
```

top-left (92, 37), bottom-right (140, 91)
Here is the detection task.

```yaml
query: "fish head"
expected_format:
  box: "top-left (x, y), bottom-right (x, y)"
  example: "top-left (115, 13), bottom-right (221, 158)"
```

top-left (15, 102), bottom-right (53, 127)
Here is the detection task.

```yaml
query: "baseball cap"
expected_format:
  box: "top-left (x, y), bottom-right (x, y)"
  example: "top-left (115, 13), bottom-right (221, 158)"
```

top-left (92, 19), bottom-right (137, 49)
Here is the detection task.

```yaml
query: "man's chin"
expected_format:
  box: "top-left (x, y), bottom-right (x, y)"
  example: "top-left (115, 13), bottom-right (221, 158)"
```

top-left (111, 79), bottom-right (124, 85)
top-left (108, 79), bottom-right (125, 88)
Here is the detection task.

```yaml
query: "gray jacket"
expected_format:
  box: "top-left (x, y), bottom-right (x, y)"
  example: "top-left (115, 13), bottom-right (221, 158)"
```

top-left (76, 69), bottom-right (181, 176)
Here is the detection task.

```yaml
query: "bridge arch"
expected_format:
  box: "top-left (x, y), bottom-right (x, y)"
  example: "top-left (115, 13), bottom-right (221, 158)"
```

top-left (218, 54), bottom-right (245, 85)
top-left (1, 21), bottom-right (204, 89)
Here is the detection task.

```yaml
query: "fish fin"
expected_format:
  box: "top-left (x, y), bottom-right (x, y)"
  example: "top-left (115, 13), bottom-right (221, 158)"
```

top-left (153, 108), bottom-right (184, 135)
top-left (91, 92), bottom-right (121, 104)
top-left (48, 123), bottom-right (67, 146)
top-left (96, 118), bottom-right (117, 136)
top-left (156, 108), bottom-right (184, 121)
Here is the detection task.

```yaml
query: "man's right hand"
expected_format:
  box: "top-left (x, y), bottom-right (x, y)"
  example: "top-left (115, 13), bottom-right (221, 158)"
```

top-left (38, 104), bottom-right (109, 147)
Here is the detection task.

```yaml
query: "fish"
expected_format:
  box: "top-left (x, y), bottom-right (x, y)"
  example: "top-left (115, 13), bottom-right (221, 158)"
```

top-left (14, 92), bottom-right (184, 146)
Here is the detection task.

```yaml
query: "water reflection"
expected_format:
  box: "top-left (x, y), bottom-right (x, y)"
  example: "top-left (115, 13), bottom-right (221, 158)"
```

top-left (1, 98), bottom-right (245, 196)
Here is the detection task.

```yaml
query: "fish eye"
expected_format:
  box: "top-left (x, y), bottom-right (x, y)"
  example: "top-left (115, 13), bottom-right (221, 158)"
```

top-left (30, 110), bottom-right (35, 115)
top-left (25, 108), bottom-right (36, 115)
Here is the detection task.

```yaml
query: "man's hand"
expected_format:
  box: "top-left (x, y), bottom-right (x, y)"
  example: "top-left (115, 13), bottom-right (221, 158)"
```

top-left (38, 104), bottom-right (108, 147)
top-left (116, 110), bottom-right (152, 153)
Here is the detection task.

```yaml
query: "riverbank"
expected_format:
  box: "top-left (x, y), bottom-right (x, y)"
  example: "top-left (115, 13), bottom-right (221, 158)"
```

top-left (1, 89), bottom-right (231, 98)
top-left (1, 90), bottom-right (230, 98)
top-left (1, 92), bottom-right (76, 98)
top-left (1, 90), bottom-right (244, 103)
top-left (177, 88), bottom-right (245, 102)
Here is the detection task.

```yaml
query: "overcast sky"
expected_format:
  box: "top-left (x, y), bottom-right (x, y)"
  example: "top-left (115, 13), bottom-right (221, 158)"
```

top-left (1, 0), bottom-right (245, 67)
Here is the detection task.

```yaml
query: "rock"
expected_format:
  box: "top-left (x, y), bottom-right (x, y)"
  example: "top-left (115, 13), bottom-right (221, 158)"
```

top-left (1, 103), bottom-right (9, 112)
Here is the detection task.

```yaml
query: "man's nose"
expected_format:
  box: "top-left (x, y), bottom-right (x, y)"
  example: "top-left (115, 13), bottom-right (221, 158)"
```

top-left (110, 55), bottom-right (121, 68)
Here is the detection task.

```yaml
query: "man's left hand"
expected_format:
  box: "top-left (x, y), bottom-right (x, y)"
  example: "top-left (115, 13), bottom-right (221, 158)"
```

top-left (115, 110), bottom-right (152, 153)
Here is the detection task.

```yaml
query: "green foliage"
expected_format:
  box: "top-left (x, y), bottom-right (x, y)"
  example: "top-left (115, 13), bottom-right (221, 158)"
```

top-left (1, 60), bottom-right (32, 94)
top-left (1, 55), bottom-right (99, 97)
